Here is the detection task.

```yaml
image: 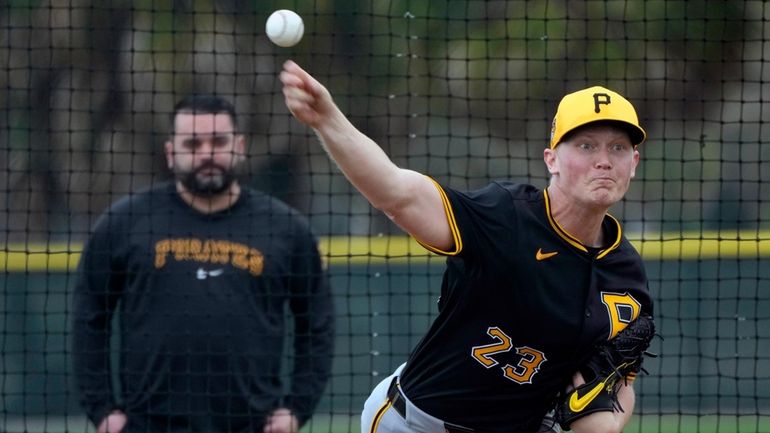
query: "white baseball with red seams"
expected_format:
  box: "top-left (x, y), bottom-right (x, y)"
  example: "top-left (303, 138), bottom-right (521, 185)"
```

top-left (266, 9), bottom-right (304, 47)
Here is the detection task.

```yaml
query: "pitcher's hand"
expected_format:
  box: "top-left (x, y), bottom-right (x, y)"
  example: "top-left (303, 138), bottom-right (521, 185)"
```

top-left (264, 408), bottom-right (299, 433)
top-left (280, 60), bottom-right (338, 129)
top-left (97, 410), bottom-right (127, 433)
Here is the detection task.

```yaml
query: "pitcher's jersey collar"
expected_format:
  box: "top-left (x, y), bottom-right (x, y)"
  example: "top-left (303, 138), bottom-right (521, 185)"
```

top-left (542, 189), bottom-right (622, 259)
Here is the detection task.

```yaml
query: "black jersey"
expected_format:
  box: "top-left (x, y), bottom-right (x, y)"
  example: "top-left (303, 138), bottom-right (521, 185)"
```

top-left (399, 181), bottom-right (652, 433)
top-left (72, 182), bottom-right (334, 433)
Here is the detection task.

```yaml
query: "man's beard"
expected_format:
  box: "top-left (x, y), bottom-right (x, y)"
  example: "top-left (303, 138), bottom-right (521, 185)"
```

top-left (178, 163), bottom-right (236, 197)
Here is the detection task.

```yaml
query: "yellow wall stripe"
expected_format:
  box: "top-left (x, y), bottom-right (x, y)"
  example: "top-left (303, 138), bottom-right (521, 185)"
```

top-left (2, 233), bottom-right (770, 272)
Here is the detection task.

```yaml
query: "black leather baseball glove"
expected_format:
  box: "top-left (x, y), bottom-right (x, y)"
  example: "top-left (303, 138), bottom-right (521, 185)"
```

top-left (555, 313), bottom-right (657, 430)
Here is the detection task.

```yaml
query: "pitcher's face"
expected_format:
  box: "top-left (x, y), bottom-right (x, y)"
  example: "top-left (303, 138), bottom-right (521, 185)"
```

top-left (545, 123), bottom-right (640, 209)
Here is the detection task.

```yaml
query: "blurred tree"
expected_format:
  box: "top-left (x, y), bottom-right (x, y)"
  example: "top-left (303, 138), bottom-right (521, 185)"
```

top-left (0, 0), bottom-right (764, 241)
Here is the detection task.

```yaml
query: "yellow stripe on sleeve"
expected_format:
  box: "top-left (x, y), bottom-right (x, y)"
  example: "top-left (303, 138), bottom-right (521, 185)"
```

top-left (412, 176), bottom-right (463, 256)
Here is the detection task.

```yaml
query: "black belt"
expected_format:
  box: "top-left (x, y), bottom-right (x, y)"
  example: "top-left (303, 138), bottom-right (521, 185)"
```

top-left (386, 376), bottom-right (407, 418)
top-left (386, 377), bottom-right (475, 433)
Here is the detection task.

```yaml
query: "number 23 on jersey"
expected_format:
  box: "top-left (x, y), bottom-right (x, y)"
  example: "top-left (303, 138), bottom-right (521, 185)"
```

top-left (471, 327), bottom-right (547, 385)
top-left (470, 292), bottom-right (643, 384)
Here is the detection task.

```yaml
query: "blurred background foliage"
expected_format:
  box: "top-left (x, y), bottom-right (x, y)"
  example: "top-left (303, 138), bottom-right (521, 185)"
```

top-left (0, 0), bottom-right (766, 241)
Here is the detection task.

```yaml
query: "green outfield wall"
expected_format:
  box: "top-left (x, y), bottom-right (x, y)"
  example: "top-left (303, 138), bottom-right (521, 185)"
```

top-left (1, 252), bottom-right (768, 417)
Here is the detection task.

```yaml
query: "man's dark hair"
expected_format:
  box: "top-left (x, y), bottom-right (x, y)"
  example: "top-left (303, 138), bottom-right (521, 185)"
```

top-left (170, 94), bottom-right (238, 131)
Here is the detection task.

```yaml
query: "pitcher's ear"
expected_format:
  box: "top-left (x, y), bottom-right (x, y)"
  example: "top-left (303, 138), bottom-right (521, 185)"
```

top-left (543, 148), bottom-right (559, 176)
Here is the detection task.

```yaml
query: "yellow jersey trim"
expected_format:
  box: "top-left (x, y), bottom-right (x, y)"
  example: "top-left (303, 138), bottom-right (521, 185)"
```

top-left (595, 214), bottom-right (623, 259)
top-left (543, 189), bottom-right (623, 259)
top-left (543, 189), bottom-right (587, 252)
top-left (413, 176), bottom-right (463, 256)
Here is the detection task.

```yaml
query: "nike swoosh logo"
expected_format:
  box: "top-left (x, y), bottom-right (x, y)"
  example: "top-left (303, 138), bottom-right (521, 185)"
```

top-left (536, 248), bottom-right (558, 261)
top-left (568, 379), bottom-right (607, 412)
top-left (196, 268), bottom-right (224, 280)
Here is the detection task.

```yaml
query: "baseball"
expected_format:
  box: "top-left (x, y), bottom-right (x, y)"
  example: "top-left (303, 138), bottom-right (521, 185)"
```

top-left (266, 10), bottom-right (304, 48)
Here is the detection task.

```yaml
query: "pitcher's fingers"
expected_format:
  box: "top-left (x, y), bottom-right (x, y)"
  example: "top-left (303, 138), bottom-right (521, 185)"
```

top-left (572, 371), bottom-right (586, 386)
top-left (283, 86), bottom-right (315, 104)
top-left (283, 60), bottom-right (325, 96)
top-left (279, 70), bottom-right (304, 88)
top-left (283, 60), bottom-right (308, 79)
top-left (284, 97), bottom-right (320, 124)
top-left (285, 98), bottom-right (312, 115)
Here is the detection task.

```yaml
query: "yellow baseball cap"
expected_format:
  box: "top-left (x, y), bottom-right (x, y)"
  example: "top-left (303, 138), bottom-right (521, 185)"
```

top-left (549, 86), bottom-right (646, 149)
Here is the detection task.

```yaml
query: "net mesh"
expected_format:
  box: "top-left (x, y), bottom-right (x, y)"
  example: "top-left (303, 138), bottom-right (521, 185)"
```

top-left (1, 1), bottom-right (769, 432)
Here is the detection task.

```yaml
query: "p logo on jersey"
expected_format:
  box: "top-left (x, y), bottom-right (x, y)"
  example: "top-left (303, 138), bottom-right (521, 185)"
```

top-left (600, 292), bottom-right (642, 339)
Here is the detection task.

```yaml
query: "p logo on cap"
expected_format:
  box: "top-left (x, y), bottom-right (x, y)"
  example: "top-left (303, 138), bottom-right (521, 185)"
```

top-left (549, 86), bottom-right (646, 149)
